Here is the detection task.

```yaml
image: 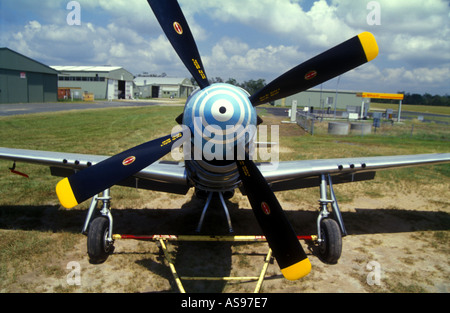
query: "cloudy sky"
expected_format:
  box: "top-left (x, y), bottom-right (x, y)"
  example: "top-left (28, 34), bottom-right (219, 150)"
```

top-left (1, 0), bottom-right (449, 95)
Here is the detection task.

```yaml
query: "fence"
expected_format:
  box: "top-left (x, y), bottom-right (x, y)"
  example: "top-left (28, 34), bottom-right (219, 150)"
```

top-left (296, 112), bottom-right (315, 135)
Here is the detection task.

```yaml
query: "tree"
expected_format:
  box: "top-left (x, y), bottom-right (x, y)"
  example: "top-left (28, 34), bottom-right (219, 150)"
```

top-left (240, 79), bottom-right (266, 95)
top-left (209, 77), bottom-right (224, 84)
top-left (225, 78), bottom-right (238, 86)
top-left (190, 77), bottom-right (267, 96)
top-left (397, 92), bottom-right (450, 106)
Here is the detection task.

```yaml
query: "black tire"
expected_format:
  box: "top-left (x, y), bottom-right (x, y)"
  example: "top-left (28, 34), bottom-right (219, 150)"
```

top-left (318, 218), bottom-right (342, 264)
top-left (87, 216), bottom-right (114, 264)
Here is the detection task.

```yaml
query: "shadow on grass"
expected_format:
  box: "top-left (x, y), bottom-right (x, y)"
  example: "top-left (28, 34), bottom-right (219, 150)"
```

top-left (1, 195), bottom-right (449, 292)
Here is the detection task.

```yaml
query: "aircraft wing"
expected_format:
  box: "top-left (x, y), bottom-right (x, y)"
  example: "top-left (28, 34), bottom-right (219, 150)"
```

top-left (0, 147), bottom-right (190, 195)
top-left (1, 147), bottom-right (449, 195)
top-left (258, 153), bottom-right (450, 192)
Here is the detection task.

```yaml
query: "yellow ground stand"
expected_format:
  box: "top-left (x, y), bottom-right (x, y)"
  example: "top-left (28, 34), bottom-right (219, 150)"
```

top-left (112, 234), bottom-right (314, 293)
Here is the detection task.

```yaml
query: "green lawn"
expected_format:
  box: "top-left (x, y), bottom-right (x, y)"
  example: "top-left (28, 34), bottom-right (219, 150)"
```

top-left (1, 105), bottom-right (448, 207)
top-left (0, 105), bottom-right (449, 292)
top-left (370, 102), bottom-right (450, 116)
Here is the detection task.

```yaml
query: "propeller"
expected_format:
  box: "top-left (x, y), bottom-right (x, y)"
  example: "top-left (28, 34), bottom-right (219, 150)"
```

top-left (239, 32), bottom-right (377, 279)
top-left (236, 157), bottom-right (311, 280)
top-left (54, 0), bottom-right (378, 281)
top-left (250, 32), bottom-right (378, 106)
top-left (144, 0), bottom-right (379, 281)
top-left (56, 132), bottom-right (184, 209)
top-left (147, 0), bottom-right (209, 89)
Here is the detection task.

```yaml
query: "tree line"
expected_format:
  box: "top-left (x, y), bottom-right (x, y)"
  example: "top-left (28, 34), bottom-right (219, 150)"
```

top-left (192, 75), bottom-right (449, 107)
top-left (136, 73), bottom-right (267, 96)
top-left (399, 92), bottom-right (450, 106)
top-left (374, 92), bottom-right (449, 106)
top-left (190, 76), bottom-right (267, 96)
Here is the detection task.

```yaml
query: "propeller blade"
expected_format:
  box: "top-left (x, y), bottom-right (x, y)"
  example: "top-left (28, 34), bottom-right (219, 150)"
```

top-left (236, 158), bottom-right (311, 280)
top-left (56, 132), bottom-right (184, 209)
top-left (250, 32), bottom-right (378, 106)
top-left (147, 0), bottom-right (209, 89)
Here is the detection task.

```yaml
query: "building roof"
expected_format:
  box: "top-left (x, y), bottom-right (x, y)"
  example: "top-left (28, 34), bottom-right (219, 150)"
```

top-left (51, 66), bottom-right (123, 72)
top-left (304, 88), bottom-right (361, 94)
top-left (134, 76), bottom-right (193, 87)
top-left (0, 47), bottom-right (58, 75)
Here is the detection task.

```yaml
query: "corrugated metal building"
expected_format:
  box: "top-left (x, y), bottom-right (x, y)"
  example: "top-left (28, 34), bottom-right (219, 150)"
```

top-left (51, 66), bottom-right (134, 100)
top-left (134, 77), bottom-right (194, 98)
top-left (274, 88), bottom-right (363, 110)
top-left (0, 48), bottom-right (58, 104)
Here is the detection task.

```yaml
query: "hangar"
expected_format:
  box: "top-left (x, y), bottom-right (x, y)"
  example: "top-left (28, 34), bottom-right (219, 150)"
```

top-left (274, 88), bottom-right (363, 111)
top-left (0, 48), bottom-right (58, 104)
top-left (134, 77), bottom-right (195, 99)
top-left (52, 66), bottom-right (134, 100)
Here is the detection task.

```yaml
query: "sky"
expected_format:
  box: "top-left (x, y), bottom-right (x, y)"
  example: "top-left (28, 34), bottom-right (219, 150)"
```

top-left (0, 0), bottom-right (449, 95)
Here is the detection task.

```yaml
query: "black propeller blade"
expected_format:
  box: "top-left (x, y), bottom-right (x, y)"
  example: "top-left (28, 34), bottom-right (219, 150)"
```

top-left (236, 158), bottom-right (311, 280)
top-left (147, 0), bottom-right (209, 89)
top-left (56, 132), bottom-right (184, 208)
top-left (250, 32), bottom-right (378, 106)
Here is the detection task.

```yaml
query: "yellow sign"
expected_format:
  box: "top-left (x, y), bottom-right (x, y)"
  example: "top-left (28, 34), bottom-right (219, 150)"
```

top-left (357, 92), bottom-right (404, 100)
top-left (83, 93), bottom-right (94, 101)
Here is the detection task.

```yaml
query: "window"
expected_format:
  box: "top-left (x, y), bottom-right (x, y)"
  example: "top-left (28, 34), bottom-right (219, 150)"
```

top-left (58, 75), bottom-right (106, 82)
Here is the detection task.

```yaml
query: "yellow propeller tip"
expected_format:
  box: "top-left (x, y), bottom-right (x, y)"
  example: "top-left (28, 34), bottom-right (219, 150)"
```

top-left (358, 31), bottom-right (379, 62)
top-left (56, 178), bottom-right (79, 209)
top-left (281, 258), bottom-right (312, 281)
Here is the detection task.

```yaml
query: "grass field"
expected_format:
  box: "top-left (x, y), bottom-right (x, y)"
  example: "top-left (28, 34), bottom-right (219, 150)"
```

top-left (1, 105), bottom-right (448, 205)
top-left (370, 102), bottom-right (450, 116)
top-left (0, 105), bottom-right (449, 292)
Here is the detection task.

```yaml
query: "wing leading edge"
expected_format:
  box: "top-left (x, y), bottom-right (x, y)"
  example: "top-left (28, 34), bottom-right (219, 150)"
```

top-left (0, 147), bottom-right (449, 195)
top-left (257, 153), bottom-right (450, 192)
top-left (0, 147), bottom-right (189, 195)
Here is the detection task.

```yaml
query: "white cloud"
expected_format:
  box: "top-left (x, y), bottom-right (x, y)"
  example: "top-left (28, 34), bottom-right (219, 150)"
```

top-left (383, 67), bottom-right (450, 85)
top-left (304, 0), bottom-right (357, 47)
top-left (204, 36), bottom-right (307, 82)
top-left (333, 0), bottom-right (450, 66)
top-left (337, 65), bottom-right (450, 95)
top-left (1, 0), bottom-right (448, 94)
top-left (4, 17), bottom-right (180, 75)
top-left (182, 0), bottom-right (357, 48)
top-left (386, 34), bottom-right (450, 67)
top-left (179, 0), bottom-right (365, 82)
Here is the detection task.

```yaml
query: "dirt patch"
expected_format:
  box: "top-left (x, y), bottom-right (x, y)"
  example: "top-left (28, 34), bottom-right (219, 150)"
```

top-left (1, 188), bottom-right (448, 293)
top-left (1, 115), bottom-right (448, 293)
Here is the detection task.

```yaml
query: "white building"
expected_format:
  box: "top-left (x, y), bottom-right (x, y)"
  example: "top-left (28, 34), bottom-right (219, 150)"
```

top-left (52, 66), bottom-right (134, 100)
top-left (134, 77), bottom-right (194, 99)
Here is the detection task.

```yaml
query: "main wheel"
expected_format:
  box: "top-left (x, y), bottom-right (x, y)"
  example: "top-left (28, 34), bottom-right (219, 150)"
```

top-left (87, 216), bottom-right (114, 264)
top-left (318, 218), bottom-right (342, 264)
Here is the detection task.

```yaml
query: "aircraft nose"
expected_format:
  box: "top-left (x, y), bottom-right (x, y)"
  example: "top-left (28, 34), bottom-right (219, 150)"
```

top-left (182, 83), bottom-right (257, 160)
top-left (210, 98), bottom-right (235, 123)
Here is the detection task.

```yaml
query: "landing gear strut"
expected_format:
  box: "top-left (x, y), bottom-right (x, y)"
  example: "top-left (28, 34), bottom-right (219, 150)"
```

top-left (196, 190), bottom-right (234, 233)
top-left (316, 174), bottom-right (346, 264)
top-left (82, 189), bottom-right (115, 263)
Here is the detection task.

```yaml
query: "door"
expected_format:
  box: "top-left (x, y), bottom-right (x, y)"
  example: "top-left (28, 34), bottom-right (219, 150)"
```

top-left (151, 86), bottom-right (159, 98)
top-left (28, 73), bottom-right (44, 103)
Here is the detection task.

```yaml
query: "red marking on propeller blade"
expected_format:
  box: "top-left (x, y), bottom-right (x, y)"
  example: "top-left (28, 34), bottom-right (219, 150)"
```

top-left (173, 22), bottom-right (183, 35)
top-left (304, 70), bottom-right (317, 80)
top-left (261, 202), bottom-right (271, 215)
top-left (122, 156), bottom-right (136, 166)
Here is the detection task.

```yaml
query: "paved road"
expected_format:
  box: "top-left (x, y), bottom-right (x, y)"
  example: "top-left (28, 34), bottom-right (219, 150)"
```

top-left (263, 106), bottom-right (449, 124)
top-left (1, 102), bottom-right (448, 124)
top-left (0, 100), bottom-right (176, 117)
